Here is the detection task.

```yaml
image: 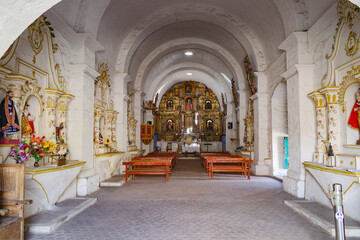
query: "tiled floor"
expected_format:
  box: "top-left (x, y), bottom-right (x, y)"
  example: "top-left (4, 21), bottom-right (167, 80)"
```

top-left (26, 157), bottom-right (340, 240)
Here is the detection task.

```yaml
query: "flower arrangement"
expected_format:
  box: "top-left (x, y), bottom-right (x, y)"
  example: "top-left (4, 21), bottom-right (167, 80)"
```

top-left (29, 135), bottom-right (45, 162)
top-left (57, 147), bottom-right (69, 157)
top-left (43, 140), bottom-right (55, 153)
top-left (9, 141), bottom-right (31, 164)
top-left (104, 136), bottom-right (111, 146)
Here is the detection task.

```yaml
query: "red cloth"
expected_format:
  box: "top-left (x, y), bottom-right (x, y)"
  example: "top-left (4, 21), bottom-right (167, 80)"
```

top-left (348, 101), bottom-right (359, 129)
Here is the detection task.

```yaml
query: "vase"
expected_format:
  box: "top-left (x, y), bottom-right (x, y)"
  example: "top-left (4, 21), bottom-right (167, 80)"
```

top-left (34, 162), bottom-right (39, 167)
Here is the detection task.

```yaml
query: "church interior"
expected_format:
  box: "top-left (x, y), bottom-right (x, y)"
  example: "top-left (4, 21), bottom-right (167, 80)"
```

top-left (1, 0), bottom-right (360, 239)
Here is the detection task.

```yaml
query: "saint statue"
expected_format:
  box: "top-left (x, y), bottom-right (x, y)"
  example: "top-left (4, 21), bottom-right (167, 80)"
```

top-left (0, 91), bottom-right (20, 139)
top-left (348, 88), bottom-right (360, 144)
top-left (21, 103), bottom-right (35, 136)
top-left (185, 98), bottom-right (192, 110)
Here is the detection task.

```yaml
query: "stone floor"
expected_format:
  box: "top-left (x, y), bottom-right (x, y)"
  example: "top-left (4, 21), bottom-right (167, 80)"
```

top-left (26, 157), bottom-right (357, 240)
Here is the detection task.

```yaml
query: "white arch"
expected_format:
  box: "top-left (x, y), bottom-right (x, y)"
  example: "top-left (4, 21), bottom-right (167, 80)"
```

top-left (0, 0), bottom-right (61, 57)
top-left (115, 5), bottom-right (267, 73)
top-left (133, 38), bottom-right (246, 93)
top-left (145, 63), bottom-right (233, 107)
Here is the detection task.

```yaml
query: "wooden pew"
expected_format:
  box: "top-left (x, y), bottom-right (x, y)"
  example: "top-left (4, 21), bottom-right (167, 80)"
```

top-left (123, 160), bottom-right (172, 183)
top-left (206, 157), bottom-right (253, 180)
top-left (132, 156), bottom-right (176, 169)
top-left (147, 152), bottom-right (179, 165)
top-left (201, 153), bottom-right (232, 172)
top-left (0, 164), bottom-right (32, 240)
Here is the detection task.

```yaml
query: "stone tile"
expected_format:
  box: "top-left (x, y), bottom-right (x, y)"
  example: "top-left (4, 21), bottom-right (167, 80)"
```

top-left (26, 158), bottom-right (341, 240)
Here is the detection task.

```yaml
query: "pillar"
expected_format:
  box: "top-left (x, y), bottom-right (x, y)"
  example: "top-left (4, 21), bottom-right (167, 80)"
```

top-left (319, 87), bottom-right (340, 160)
top-left (112, 72), bottom-right (131, 152)
top-left (308, 91), bottom-right (327, 163)
top-left (44, 89), bottom-right (62, 143)
top-left (134, 90), bottom-right (145, 149)
top-left (252, 72), bottom-right (270, 175)
top-left (57, 94), bottom-right (74, 144)
top-left (279, 32), bottom-right (316, 198)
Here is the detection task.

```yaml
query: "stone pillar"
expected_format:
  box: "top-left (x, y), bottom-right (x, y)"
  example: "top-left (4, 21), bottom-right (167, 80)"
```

top-left (319, 87), bottom-right (340, 156)
top-left (112, 72), bottom-right (131, 152)
top-left (251, 71), bottom-right (270, 175)
top-left (94, 108), bottom-right (103, 144)
top-left (44, 89), bottom-right (62, 142)
top-left (68, 33), bottom-right (103, 196)
top-left (308, 91), bottom-right (327, 163)
top-left (57, 94), bottom-right (74, 144)
top-left (279, 32), bottom-right (316, 198)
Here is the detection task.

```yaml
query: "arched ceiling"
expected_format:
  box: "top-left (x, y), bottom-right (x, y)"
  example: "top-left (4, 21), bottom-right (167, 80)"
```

top-left (0, 0), bottom-right (336, 101)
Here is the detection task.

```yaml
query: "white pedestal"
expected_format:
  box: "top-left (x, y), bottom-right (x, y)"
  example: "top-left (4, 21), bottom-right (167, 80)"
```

top-left (94, 152), bottom-right (126, 182)
top-left (24, 160), bottom-right (85, 218)
top-left (304, 162), bottom-right (360, 222)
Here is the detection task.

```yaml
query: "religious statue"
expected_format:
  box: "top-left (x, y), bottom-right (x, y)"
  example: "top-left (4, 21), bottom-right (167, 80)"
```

top-left (21, 102), bottom-right (35, 136)
top-left (167, 100), bottom-right (173, 110)
top-left (231, 79), bottom-right (239, 108)
top-left (348, 88), bottom-right (360, 144)
top-left (185, 84), bottom-right (192, 94)
top-left (185, 98), bottom-right (192, 110)
top-left (243, 55), bottom-right (257, 96)
top-left (205, 100), bottom-right (212, 110)
top-left (0, 91), bottom-right (20, 139)
top-left (56, 123), bottom-right (64, 143)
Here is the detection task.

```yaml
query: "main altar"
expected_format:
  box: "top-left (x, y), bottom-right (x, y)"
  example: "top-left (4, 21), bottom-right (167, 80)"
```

top-left (153, 81), bottom-right (225, 152)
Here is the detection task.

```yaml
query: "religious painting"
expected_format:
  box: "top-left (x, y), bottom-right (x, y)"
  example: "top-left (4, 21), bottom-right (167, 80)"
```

top-left (185, 98), bottom-right (192, 110)
top-left (205, 100), bottom-right (212, 110)
top-left (166, 119), bottom-right (174, 131)
top-left (185, 84), bottom-right (192, 94)
top-left (166, 100), bottom-right (173, 110)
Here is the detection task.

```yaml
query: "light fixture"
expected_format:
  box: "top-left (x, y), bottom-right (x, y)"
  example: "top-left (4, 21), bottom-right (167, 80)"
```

top-left (185, 51), bottom-right (193, 56)
top-left (186, 72), bottom-right (192, 76)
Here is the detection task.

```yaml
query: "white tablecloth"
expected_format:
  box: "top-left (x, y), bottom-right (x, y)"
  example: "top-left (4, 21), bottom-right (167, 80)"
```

top-left (182, 143), bottom-right (200, 153)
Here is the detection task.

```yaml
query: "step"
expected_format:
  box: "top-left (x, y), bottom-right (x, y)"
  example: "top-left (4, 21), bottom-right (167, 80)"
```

top-left (285, 200), bottom-right (360, 237)
top-left (26, 197), bottom-right (97, 234)
top-left (100, 174), bottom-right (126, 187)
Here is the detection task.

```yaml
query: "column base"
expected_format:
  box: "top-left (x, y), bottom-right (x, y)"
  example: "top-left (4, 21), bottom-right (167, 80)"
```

top-left (77, 168), bottom-right (99, 196)
top-left (283, 174), bottom-right (305, 198)
top-left (252, 162), bottom-right (270, 175)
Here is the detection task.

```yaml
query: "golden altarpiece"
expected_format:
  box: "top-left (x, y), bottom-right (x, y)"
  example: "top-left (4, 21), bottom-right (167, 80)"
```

top-left (94, 63), bottom-right (118, 154)
top-left (155, 81), bottom-right (225, 143)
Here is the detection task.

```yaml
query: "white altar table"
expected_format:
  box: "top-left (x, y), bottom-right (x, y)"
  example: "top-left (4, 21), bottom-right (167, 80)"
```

top-left (24, 160), bottom-right (85, 217)
top-left (182, 143), bottom-right (200, 153)
top-left (303, 162), bottom-right (360, 222)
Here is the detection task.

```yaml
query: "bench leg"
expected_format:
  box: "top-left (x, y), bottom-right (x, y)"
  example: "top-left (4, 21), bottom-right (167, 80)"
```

top-left (125, 167), bottom-right (128, 182)
top-left (166, 166), bottom-right (169, 183)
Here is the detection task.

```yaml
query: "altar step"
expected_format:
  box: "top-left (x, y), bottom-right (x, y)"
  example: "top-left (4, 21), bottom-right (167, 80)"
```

top-left (25, 197), bottom-right (97, 234)
top-left (100, 174), bottom-right (126, 187)
top-left (285, 200), bottom-right (360, 237)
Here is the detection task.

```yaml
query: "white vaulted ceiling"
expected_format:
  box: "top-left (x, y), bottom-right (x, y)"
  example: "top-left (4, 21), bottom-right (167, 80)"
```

top-left (0, 0), bottom-right (336, 100)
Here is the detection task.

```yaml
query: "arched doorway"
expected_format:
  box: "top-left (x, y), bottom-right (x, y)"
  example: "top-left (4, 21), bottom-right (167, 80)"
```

top-left (271, 82), bottom-right (288, 179)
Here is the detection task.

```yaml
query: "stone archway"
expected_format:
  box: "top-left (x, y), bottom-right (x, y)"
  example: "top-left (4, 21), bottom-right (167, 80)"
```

top-left (271, 82), bottom-right (288, 179)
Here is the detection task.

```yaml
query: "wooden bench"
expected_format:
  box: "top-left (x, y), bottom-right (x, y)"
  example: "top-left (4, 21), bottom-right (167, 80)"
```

top-left (201, 153), bottom-right (232, 172)
top-left (147, 152), bottom-right (179, 165)
top-left (123, 160), bottom-right (172, 183)
top-left (0, 164), bottom-right (32, 240)
top-left (133, 155), bottom-right (176, 168)
top-left (206, 157), bottom-right (253, 180)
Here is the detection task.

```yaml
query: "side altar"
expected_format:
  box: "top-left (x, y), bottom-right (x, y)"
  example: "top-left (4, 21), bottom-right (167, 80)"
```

top-left (305, 3), bottom-right (360, 225)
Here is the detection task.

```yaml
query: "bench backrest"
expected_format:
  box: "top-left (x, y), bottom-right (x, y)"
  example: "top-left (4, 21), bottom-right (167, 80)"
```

top-left (0, 164), bottom-right (25, 201)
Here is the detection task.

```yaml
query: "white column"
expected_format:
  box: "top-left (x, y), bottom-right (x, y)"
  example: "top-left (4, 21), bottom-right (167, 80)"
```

top-left (112, 72), bottom-right (131, 152)
top-left (252, 71), bottom-right (270, 175)
top-left (57, 94), bottom-right (74, 144)
top-left (308, 91), bottom-right (327, 163)
top-left (279, 32), bottom-right (316, 198)
top-left (44, 89), bottom-right (62, 143)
